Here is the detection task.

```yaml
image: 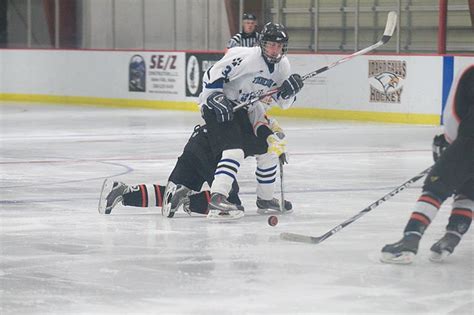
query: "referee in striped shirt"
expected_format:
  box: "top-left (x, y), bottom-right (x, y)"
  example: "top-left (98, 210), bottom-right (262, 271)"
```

top-left (227, 13), bottom-right (260, 48)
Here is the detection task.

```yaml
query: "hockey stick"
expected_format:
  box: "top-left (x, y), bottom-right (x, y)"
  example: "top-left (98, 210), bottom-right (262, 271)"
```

top-left (233, 11), bottom-right (398, 112)
top-left (280, 166), bottom-right (432, 244)
top-left (279, 154), bottom-right (286, 212)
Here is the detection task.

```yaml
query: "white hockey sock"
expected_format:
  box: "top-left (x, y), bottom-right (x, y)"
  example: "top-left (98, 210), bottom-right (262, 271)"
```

top-left (211, 149), bottom-right (244, 197)
top-left (411, 191), bottom-right (442, 224)
top-left (255, 153), bottom-right (278, 200)
top-left (405, 191), bottom-right (442, 234)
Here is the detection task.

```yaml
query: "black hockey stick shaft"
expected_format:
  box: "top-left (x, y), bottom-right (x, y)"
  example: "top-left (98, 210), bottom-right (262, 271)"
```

top-left (233, 11), bottom-right (397, 112)
top-left (280, 166), bottom-right (432, 244)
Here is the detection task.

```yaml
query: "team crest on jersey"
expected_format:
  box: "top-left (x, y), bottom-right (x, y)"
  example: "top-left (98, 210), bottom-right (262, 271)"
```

top-left (368, 60), bottom-right (407, 103)
top-left (239, 90), bottom-right (265, 103)
top-left (252, 76), bottom-right (275, 88)
top-left (222, 57), bottom-right (243, 78)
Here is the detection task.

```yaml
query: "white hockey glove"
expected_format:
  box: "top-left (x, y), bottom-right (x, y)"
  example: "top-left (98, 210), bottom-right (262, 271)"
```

top-left (206, 92), bottom-right (234, 123)
top-left (267, 134), bottom-right (288, 163)
top-left (432, 134), bottom-right (449, 162)
top-left (280, 74), bottom-right (304, 99)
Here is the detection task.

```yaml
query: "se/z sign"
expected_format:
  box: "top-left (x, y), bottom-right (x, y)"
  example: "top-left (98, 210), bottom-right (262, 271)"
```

top-left (150, 55), bottom-right (177, 70)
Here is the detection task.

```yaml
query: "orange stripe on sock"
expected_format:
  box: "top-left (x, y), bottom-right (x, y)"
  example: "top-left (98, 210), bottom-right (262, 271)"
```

top-left (411, 213), bottom-right (431, 226)
top-left (452, 208), bottom-right (473, 218)
top-left (155, 184), bottom-right (162, 207)
top-left (140, 184), bottom-right (147, 207)
top-left (417, 195), bottom-right (441, 208)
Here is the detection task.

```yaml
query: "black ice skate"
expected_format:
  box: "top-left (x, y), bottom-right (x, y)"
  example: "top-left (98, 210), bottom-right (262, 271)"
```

top-left (98, 179), bottom-right (130, 214)
top-left (380, 233), bottom-right (421, 264)
top-left (162, 181), bottom-right (191, 218)
top-left (207, 193), bottom-right (244, 220)
top-left (429, 231), bottom-right (461, 262)
top-left (256, 197), bottom-right (293, 214)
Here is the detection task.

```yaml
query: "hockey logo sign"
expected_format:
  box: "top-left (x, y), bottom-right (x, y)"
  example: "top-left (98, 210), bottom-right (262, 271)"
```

top-left (186, 55), bottom-right (200, 95)
top-left (368, 60), bottom-right (406, 103)
top-left (129, 55), bottom-right (146, 92)
top-left (185, 53), bottom-right (224, 97)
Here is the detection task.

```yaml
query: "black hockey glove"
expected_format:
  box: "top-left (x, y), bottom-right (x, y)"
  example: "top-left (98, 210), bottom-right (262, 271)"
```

top-left (206, 92), bottom-right (234, 123)
top-left (432, 134), bottom-right (449, 162)
top-left (280, 74), bottom-right (304, 100)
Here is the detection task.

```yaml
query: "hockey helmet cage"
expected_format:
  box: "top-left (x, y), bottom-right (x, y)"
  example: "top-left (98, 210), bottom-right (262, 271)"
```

top-left (260, 22), bottom-right (289, 64)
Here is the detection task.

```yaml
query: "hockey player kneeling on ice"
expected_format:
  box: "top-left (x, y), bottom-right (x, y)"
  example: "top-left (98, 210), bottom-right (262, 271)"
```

top-left (98, 115), bottom-right (292, 217)
top-left (380, 66), bottom-right (474, 264)
top-left (199, 22), bottom-right (302, 219)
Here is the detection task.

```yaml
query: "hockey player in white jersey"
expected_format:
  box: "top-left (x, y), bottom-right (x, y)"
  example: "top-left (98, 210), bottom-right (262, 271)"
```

top-left (199, 22), bottom-right (304, 219)
top-left (381, 65), bottom-right (474, 264)
top-left (101, 23), bottom-right (301, 220)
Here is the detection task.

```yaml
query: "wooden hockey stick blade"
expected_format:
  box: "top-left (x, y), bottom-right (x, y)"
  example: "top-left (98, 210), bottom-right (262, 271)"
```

top-left (381, 11), bottom-right (397, 43)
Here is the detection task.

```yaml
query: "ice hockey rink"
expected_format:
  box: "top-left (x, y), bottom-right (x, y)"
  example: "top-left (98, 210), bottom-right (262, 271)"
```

top-left (1, 102), bottom-right (472, 315)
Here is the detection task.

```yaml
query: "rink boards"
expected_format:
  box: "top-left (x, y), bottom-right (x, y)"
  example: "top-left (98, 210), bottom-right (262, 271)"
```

top-left (1, 49), bottom-right (473, 125)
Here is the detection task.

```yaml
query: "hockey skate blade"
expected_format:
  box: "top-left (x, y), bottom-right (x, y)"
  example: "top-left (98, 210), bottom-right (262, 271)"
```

top-left (98, 178), bottom-right (113, 214)
top-left (429, 250), bottom-right (450, 263)
top-left (257, 208), bottom-right (293, 215)
top-left (379, 251), bottom-right (415, 264)
top-left (280, 232), bottom-right (318, 244)
top-left (161, 203), bottom-right (175, 218)
top-left (207, 210), bottom-right (245, 220)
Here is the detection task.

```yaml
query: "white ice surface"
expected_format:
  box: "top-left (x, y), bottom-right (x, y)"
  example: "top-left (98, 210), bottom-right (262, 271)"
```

top-left (0, 103), bottom-right (472, 315)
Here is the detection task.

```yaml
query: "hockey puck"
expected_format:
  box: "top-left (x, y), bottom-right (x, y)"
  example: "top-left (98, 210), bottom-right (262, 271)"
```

top-left (268, 215), bottom-right (278, 227)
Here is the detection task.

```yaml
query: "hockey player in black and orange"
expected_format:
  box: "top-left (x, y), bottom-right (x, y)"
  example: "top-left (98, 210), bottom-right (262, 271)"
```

top-left (98, 113), bottom-right (292, 217)
top-left (381, 65), bottom-right (474, 264)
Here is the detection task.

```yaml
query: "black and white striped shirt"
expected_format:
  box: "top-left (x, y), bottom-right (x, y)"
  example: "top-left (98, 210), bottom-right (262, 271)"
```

top-left (227, 32), bottom-right (260, 49)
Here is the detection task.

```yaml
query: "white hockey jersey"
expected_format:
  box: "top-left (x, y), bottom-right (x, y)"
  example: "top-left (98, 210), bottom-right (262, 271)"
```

top-left (199, 46), bottom-right (296, 111)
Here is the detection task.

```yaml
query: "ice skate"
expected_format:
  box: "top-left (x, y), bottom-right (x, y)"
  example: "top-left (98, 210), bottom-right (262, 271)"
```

top-left (256, 197), bottom-right (293, 214)
top-left (161, 181), bottom-right (191, 218)
top-left (207, 193), bottom-right (244, 220)
top-left (98, 179), bottom-right (130, 214)
top-left (429, 231), bottom-right (461, 262)
top-left (380, 233), bottom-right (421, 264)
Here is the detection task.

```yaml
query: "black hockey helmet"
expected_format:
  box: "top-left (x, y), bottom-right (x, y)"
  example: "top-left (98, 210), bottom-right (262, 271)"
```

top-left (242, 13), bottom-right (257, 21)
top-left (259, 22), bottom-right (289, 63)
